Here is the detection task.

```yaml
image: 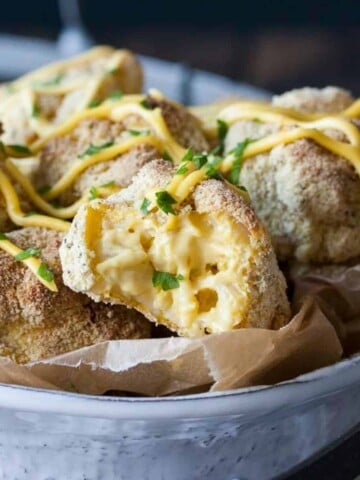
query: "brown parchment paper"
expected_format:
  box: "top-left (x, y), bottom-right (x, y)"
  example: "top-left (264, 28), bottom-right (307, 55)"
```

top-left (291, 262), bottom-right (360, 356)
top-left (0, 297), bottom-right (343, 396)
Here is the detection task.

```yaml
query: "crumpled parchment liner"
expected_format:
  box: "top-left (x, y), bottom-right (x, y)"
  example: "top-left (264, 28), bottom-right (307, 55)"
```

top-left (291, 262), bottom-right (360, 355)
top-left (0, 297), bottom-right (342, 396)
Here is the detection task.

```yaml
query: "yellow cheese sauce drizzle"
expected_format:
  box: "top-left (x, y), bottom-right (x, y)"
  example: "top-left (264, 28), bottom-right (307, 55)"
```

top-left (0, 235), bottom-right (57, 292)
top-left (0, 169), bottom-right (70, 232)
top-left (42, 135), bottom-right (162, 201)
top-left (0, 47), bottom-right (142, 144)
top-left (217, 99), bottom-right (360, 177)
top-left (165, 97), bottom-right (360, 216)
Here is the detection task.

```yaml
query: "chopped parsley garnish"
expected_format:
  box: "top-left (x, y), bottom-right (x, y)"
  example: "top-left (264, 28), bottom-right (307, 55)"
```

top-left (152, 271), bottom-right (184, 291)
top-left (79, 141), bottom-right (114, 158)
top-left (162, 150), bottom-right (173, 163)
top-left (5, 84), bottom-right (15, 94)
top-left (8, 144), bottom-right (32, 156)
top-left (140, 98), bottom-right (151, 109)
top-left (229, 138), bottom-right (254, 185)
top-left (37, 262), bottom-right (55, 283)
top-left (32, 102), bottom-right (40, 118)
top-left (205, 164), bottom-right (222, 179)
top-left (252, 117), bottom-right (262, 123)
top-left (140, 197), bottom-right (151, 214)
top-left (100, 181), bottom-right (116, 188)
top-left (15, 248), bottom-right (41, 261)
top-left (0, 233), bottom-right (8, 240)
top-left (50, 200), bottom-right (62, 209)
top-left (181, 148), bottom-right (194, 163)
top-left (0, 142), bottom-right (6, 159)
top-left (128, 129), bottom-right (151, 137)
top-left (108, 67), bottom-right (119, 75)
top-left (155, 191), bottom-right (177, 214)
top-left (23, 211), bottom-right (38, 217)
top-left (33, 74), bottom-right (63, 88)
top-left (88, 99), bottom-right (101, 108)
top-left (108, 89), bottom-right (123, 100)
top-left (192, 153), bottom-right (208, 169)
top-left (209, 144), bottom-right (222, 155)
top-left (89, 187), bottom-right (98, 200)
top-left (217, 119), bottom-right (228, 154)
top-left (37, 185), bottom-right (51, 195)
top-left (175, 164), bottom-right (188, 175)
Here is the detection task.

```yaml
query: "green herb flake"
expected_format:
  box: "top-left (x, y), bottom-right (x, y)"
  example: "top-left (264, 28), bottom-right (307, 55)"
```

top-left (0, 141), bottom-right (6, 160)
top-left (89, 187), bottom-right (98, 200)
top-left (140, 98), bottom-right (151, 110)
top-left (152, 271), bottom-right (184, 291)
top-left (37, 185), bottom-right (51, 195)
top-left (140, 197), bottom-right (151, 214)
top-left (33, 74), bottom-right (63, 88)
top-left (155, 191), bottom-right (177, 215)
top-left (100, 181), bottom-right (116, 188)
top-left (88, 99), bottom-right (101, 108)
top-left (229, 138), bottom-right (254, 185)
top-left (0, 233), bottom-right (8, 241)
top-left (192, 153), bottom-right (208, 170)
top-left (23, 211), bottom-right (38, 217)
top-left (32, 102), bottom-right (40, 118)
top-left (209, 144), bottom-right (222, 155)
top-left (5, 83), bottom-right (15, 94)
top-left (37, 262), bottom-right (55, 283)
top-left (238, 185), bottom-right (248, 192)
top-left (175, 164), bottom-right (188, 175)
top-left (181, 148), bottom-right (194, 163)
top-left (108, 67), bottom-right (119, 75)
top-left (252, 117), bottom-right (262, 123)
top-left (162, 150), bottom-right (174, 163)
top-left (8, 144), bottom-right (32, 156)
top-left (205, 164), bottom-right (222, 179)
top-left (79, 141), bottom-right (114, 158)
top-left (108, 89), bottom-right (123, 100)
top-left (217, 119), bottom-right (228, 154)
top-left (15, 248), bottom-right (41, 261)
top-left (128, 129), bottom-right (151, 137)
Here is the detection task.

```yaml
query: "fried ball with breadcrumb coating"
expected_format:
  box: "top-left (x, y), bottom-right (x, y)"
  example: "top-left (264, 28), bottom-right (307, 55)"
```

top-left (34, 95), bottom-right (209, 204)
top-left (0, 47), bottom-right (143, 145)
top-left (225, 86), bottom-right (360, 264)
top-left (60, 159), bottom-right (290, 337)
top-left (0, 227), bottom-right (151, 364)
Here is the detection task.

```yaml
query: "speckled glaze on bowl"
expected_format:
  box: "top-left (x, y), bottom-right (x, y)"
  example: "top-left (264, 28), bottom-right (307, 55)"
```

top-left (0, 53), bottom-right (359, 480)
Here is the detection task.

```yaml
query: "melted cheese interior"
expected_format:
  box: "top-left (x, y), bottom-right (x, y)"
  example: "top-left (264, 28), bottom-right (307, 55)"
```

top-left (85, 203), bottom-right (252, 336)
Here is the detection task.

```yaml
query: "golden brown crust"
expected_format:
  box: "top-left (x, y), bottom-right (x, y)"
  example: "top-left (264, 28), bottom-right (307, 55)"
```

top-left (61, 159), bottom-right (290, 334)
top-left (35, 116), bottom-right (159, 203)
top-left (0, 227), bottom-right (151, 364)
top-left (146, 95), bottom-right (209, 152)
top-left (35, 94), bottom-right (209, 204)
top-left (272, 86), bottom-right (354, 113)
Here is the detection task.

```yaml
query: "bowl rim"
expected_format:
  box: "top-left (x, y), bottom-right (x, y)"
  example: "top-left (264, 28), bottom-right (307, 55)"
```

top-left (0, 354), bottom-right (359, 420)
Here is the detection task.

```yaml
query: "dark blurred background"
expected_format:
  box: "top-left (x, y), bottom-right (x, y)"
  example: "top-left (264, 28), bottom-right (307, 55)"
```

top-left (0, 0), bottom-right (359, 94)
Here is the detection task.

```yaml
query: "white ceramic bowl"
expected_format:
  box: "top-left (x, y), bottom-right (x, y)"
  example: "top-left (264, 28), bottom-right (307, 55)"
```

top-left (0, 52), bottom-right (359, 480)
top-left (1, 355), bottom-right (360, 480)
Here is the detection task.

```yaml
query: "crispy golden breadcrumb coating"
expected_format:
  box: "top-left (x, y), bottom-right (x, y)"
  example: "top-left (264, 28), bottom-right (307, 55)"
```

top-left (60, 159), bottom-right (290, 336)
top-left (34, 95), bottom-right (209, 204)
top-left (225, 86), bottom-right (360, 264)
top-left (146, 94), bottom-right (209, 152)
top-left (0, 227), bottom-right (151, 364)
